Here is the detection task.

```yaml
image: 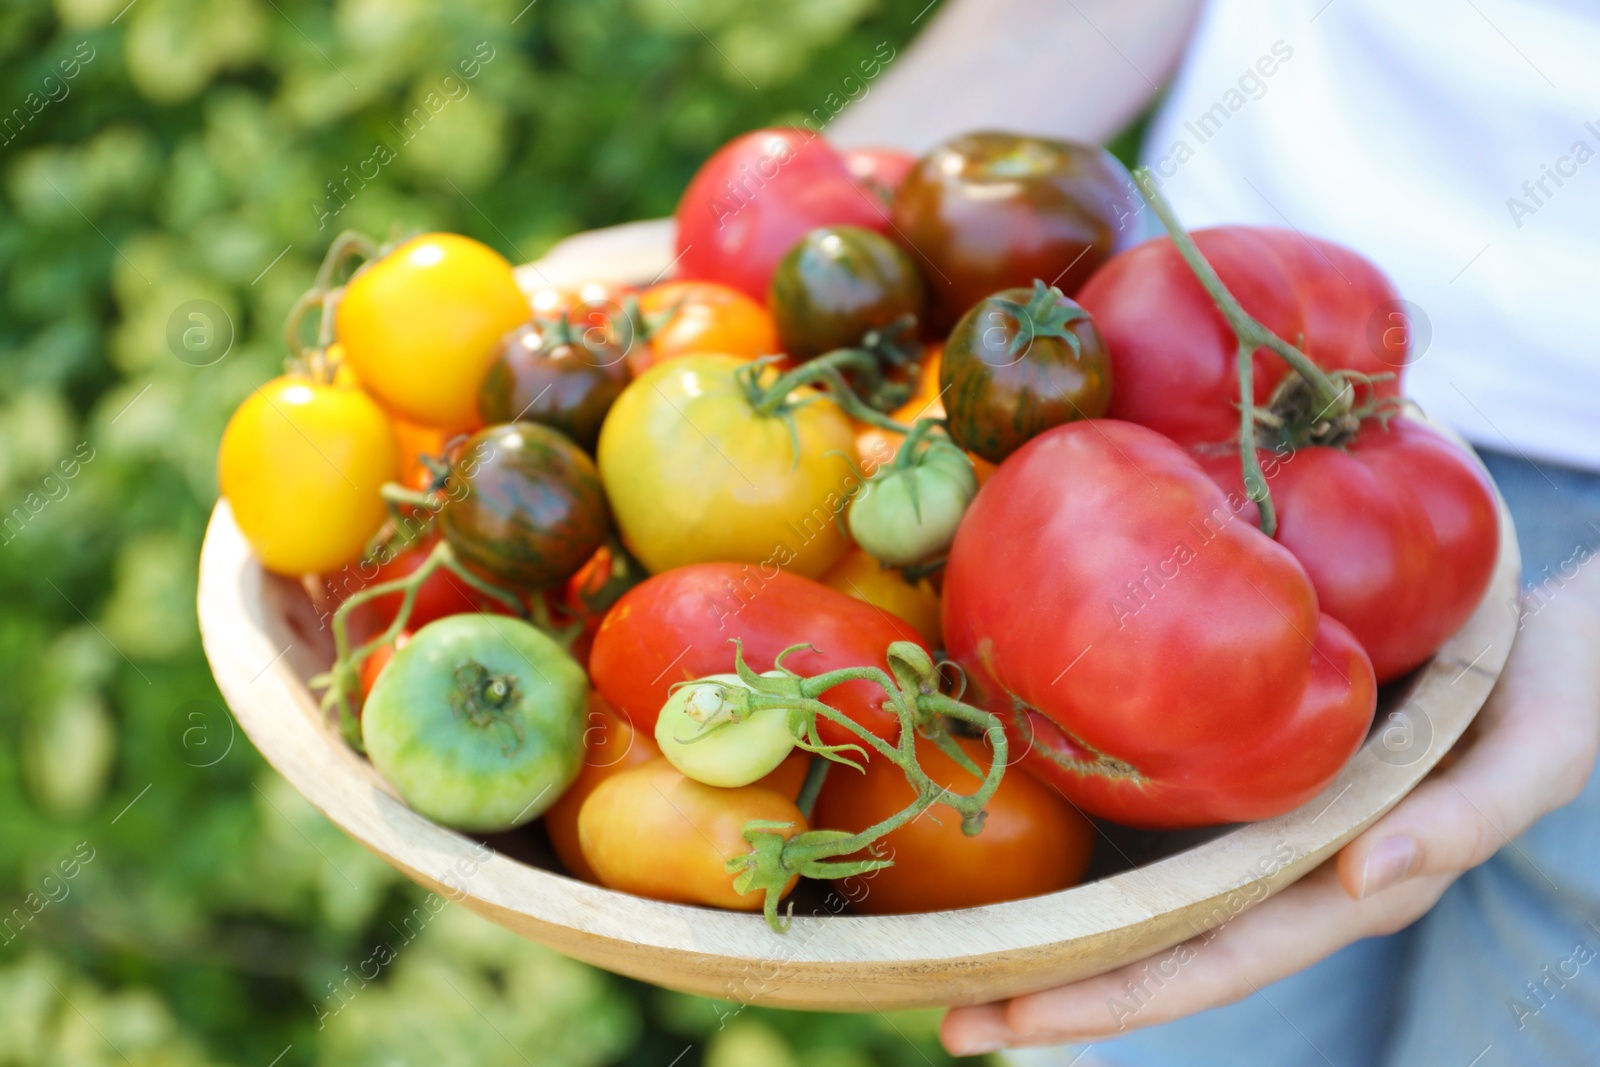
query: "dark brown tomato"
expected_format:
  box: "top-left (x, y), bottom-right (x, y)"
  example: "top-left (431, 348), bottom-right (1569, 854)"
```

top-left (478, 317), bottom-right (631, 451)
top-left (891, 132), bottom-right (1139, 330)
top-left (768, 225), bottom-right (925, 361)
top-left (941, 283), bottom-right (1111, 464)
top-left (441, 422), bottom-right (611, 588)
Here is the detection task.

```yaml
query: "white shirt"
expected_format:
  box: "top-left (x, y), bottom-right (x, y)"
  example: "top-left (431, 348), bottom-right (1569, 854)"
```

top-left (1144, 0), bottom-right (1600, 471)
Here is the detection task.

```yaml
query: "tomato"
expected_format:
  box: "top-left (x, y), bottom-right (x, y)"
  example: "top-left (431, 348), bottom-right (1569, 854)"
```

top-left (337, 233), bottom-right (528, 431)
top-left (941, 282), bottom-right (1112, 463)
top-left (844, 147), bottom-right (917, 204)
top-left (633, 281), bottom-right (778, 374)
top-left (812, 737), bottom-right (1093, 913)
top-left (892, 133), bottom-right (1140, 330)
top-left (943, 420), bottom-right (1377, 828)
top-left (1198, 418), bottom-right (1500, 681)
top-left (358, 630), bottom-right (410, 705)
top-left (353, 533), bottom-right (515, 637)
top-left (441, 423), bottom-right (611, 588)
top-left (544, 694), bottom-right (661, 882)
top-left (675, 128), bottom-right (892, 301)
top-left (522, 279), bottom-right (635, 322)
top-left (577, 759), bottom-right (806, 910)
top-left (1077, 226), bottom-right (1408, 448)
top-left (218, 375), bottom-right (399, 575)
top-left (391, 416), bottom-right (447, 490)
top-left (478, 317), bottom-right (631, 450)
top-left (820, 547), bottom-right (942, 648)
top-left (768, 226), bottom-right (924, 361)
top-left (589, 562), bottom-right (927, 748)
top-left (362, 614), bottom-right (588, 832)
top-left (1077, 225), bottom-right (1499, 681)
top-left (847, 437), bottom-right (976, 567)
top-left (596, 355), bottom-right (857, 579)
top-left (654, 672), bottom-right (797, 787)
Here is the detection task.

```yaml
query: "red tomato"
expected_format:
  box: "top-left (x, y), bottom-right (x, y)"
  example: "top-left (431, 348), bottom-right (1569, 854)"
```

top-left (1077, 226), bottom-right (1499, 681)
top-left (844, 147), bottom-right (917, 203)
top-left (544, 693), bottom-right (662, 882)
top-left (588, 563), bottom-right (927, 748)
top-left (812, 737), bottom-right (1093, 914)
top-left (1077, 226), bottom-right (1407, 448)
top-left (942, 420), bottom-right (1377, 829)
top-left (349, 534), bottom-right (515, 639)
top-left (357, 630), bottom-right (410, 706)
top-left (674, 128), bottom-right (893, 301)
top-left (1198, 418), bottom-right (1499, 681)
top-left (632, 280), bottom-right (778, 374)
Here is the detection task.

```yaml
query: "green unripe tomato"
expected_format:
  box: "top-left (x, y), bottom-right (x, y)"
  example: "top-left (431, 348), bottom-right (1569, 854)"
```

top-left (654, 673), bottom-right (796, 788)
top-left (848, 439), bottom-right (978, 567)
top-left (362, 614), bottom-right (587, 832)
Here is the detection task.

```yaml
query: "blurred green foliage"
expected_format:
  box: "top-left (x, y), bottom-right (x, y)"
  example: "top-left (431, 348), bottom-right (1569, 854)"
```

top-left (0, 0), bottom-right (1019, 1063)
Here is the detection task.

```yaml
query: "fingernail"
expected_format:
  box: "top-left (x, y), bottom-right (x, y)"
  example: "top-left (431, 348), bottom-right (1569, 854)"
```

top-left (1358, 835), bottom-right (1419, 898)
top-left (946, 1023), bottom-right (1011, 1057)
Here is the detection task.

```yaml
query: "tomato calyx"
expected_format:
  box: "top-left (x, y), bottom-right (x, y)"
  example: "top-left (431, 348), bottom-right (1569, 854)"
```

top-left (987, 279), bottom-right (1094, 364)
top-left (696, 639), bottom-right (1009, 932)
top-left (311, 538), bottom-right (529, 749)
top-left (1130, 169), bottom-right (1401, 537)
top-left (1252, 367), bottom-right (1406, 453)
top-left (448, 660), bottom-right (527, 755)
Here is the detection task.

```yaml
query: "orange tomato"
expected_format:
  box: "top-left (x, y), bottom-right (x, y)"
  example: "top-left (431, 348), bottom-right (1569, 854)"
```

top-left (855, 345), bottom-right (997, 484)
top-left (632, 280), bottom-right (778, 374)
top-left (390, 416), bottom-right (446, 490)
top-left (545, 695), bottom-right (661, 882)
top-left (578, 759), bottom-right (805, 910)
top-left (811, 738), bottom-right (1093, 914)
top-left (820, 547), bottom-right (942, 647)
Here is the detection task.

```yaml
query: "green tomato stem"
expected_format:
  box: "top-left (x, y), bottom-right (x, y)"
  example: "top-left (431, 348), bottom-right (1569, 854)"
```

top-left (715, 639), bottom-right (1009, 931)
top-left (794, 755), bottom-right (831, 820)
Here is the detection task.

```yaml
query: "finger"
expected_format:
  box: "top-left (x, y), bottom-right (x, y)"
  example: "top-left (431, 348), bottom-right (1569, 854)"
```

top-left (1339, 559), bottom-right (1600, 899)
top-left (941, 864), bottom-right (1453, 1055)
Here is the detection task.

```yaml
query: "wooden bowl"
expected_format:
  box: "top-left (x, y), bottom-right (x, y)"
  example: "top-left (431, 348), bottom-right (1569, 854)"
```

top-left (198, 222), bottom-right (1522, 1012)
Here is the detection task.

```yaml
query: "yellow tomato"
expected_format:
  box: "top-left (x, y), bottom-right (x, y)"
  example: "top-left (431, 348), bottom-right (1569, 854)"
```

top-left (336, 233), bottom-right (528, 431)
top-left (596, 354), bottom-right (856, 578)
top-left (820, 547), bottom-right (943, 647)
top-left (218, 376), bottom-right (400, 575)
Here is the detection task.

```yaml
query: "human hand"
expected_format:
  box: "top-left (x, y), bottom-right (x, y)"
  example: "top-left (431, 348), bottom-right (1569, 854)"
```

top-left (942, 557), bottom-right (1600, 1056)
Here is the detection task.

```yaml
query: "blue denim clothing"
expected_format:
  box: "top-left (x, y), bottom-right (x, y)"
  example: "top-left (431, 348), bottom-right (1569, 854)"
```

top-left (1011, 448), bottom-right (1600, 1067)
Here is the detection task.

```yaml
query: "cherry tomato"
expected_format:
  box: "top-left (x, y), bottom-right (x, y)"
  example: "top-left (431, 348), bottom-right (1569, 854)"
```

top-left (577, 759), bottom-right (805, 910)
top-left (655, 672), bottom-right (796, 788)
top-left (596, 355), bottom-right (857, 579)
top-left (847, 438), bottom-right (976, 567)
top-left (633, 280), bottom-right (778, 375)
top-left (441, 423), bottom-right (611, 588)
top-left (478, 316), bottom-right (631, 451)
top-left (675, 128), bottom-right (892, 301)
top-left (941, 282), bottom-right (1112, 463)
top-left (844, 147), bottom-right (917, 204)
top-left (812, 738), bottom-right (1093, 914)
top-left (820, 547), bottom-right (943, 648)
top-left (337, 233), bottom-right (528, 431)
top-left (219, 375), bottom-right (399, 576)
top-left (892, 133), bottom-right (1139, 330)
top-left (522, 279), bottom-right (635, 322)
top-left (544, 694), bottom-right (661, 882)
top-left (589, 563), bottom-right (927, 749)
top-left (943, 420), bottom-right (1376, 829)
top-left (362, 614), bottom-right (588, 832)
top-left (768, 225), bottom-right (924, 361)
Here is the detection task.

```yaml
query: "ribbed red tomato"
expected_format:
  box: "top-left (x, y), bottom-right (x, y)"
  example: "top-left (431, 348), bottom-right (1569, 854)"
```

top-left (942, 420), bottom-right (1377, 829)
